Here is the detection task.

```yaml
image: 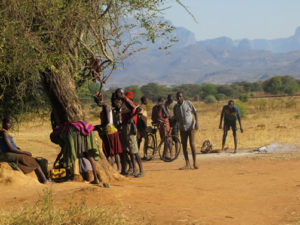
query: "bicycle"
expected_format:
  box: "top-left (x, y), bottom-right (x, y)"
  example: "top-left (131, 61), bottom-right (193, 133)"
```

top-left (143, 121), bottom-right (181, 162)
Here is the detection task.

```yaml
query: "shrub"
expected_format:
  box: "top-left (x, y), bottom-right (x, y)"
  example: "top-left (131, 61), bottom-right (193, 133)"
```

top-left (239, 94), bottom-right (249, 102)
top-left (216, 93), bottom-right (227, 101)
top-left (204, 95), bottom-right (217, 104)
top-left (235, 101), bottom-right (247, 118)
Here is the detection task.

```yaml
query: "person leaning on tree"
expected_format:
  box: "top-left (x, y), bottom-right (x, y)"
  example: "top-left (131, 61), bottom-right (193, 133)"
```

top-left (174, 92), bottom-right (199, 170)
top-left (219, 100), bottom-right (243, 153)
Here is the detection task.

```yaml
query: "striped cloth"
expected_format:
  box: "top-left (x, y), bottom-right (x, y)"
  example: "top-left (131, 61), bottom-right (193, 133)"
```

top-left (71, 121), bottom-right (94, 136)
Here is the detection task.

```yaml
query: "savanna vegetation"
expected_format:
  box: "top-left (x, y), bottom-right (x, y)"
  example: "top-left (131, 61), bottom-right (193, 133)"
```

top-left (78, 75), bottom-right (300, 106)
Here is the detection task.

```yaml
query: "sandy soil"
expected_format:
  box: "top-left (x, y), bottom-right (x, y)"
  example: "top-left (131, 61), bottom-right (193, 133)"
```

top-left (1, 149), bottom-right (300, 225)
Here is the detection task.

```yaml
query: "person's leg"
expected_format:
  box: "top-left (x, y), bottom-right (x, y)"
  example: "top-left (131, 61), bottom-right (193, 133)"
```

top-left (128, 133), bottom-right (140, 175)
top-left (120, 129), bottom-right (129, 175)
top-left (35, 166), bottom-right (49, 184)
top-left (189, 130), bottom-right (198, 169)
top-left (222, 125), bottom-right (229, 151)
top-left (134, 153), bottom-right (144, 177)
top-left (233, 125), bottom-right (238, 153)
top-left (107, 156), bottom-right (114, 167)
top-left (86, 152), bottom-right (100, 184)
top-left (115, 154), bottom-right (121, 172)
top-left (180, 130), bottom-right (191, 169)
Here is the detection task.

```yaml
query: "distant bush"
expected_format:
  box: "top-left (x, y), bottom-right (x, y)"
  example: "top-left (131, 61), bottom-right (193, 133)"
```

top-left (216, 93), bottom-right (227, 101)
top-left (239, 94), bottom-right (249, 102)
top-left (204, 95), bottom-right (217, 104)
top-left (235, 101), bottom-right (247, 118)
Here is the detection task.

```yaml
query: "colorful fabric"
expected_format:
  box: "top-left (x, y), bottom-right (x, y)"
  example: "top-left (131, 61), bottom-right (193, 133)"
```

top-left (71, 121), bottom-right (94, 136)
top-left (60, 127), bottom-right (99, 169)
top-left (101, 132), bottom-right (122, 157)
top-left (106, 124), bottom-right (118, 135)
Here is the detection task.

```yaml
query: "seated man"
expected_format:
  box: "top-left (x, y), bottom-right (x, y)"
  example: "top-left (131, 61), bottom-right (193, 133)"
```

top-left (0, 118), bottom-right (49, 184)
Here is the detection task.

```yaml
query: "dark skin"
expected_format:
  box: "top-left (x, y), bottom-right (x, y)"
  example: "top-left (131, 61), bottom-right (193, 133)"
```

top-left (97, 95), bottom-right (121, 171)
top-left (176, 93), bottom-right (199, 170)
top-left (2, 119), bottom-right (49, 184)
top-left (117, 89), bottom-right (144, 177)
top-left (219, 102), bottom-right (243, 153)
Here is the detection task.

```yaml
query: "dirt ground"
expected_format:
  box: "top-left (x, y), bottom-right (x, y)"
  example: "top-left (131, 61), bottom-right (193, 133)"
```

top-left (2, 149), bottom-right (300, 225)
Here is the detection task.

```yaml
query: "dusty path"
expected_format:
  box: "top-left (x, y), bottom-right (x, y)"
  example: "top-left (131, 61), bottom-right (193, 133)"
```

top-left (2, 151), bottom-right (300, 225)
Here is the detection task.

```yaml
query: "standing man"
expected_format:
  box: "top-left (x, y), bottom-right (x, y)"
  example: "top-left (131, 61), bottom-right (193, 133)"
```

top-left (174, 92), bottom-right (199, 170)
top-left (137, 96), bottom-right (149, 160)
top-left (165, 94), bottom-right (178, 138)
top-left (115, 88), bottom-right (144, 177)
top-left (219, 100), bottom-right (243, 153)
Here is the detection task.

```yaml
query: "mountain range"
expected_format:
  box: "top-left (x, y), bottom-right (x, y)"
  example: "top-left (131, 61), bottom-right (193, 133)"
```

top-left (108, 26), bottom-right (300, 87)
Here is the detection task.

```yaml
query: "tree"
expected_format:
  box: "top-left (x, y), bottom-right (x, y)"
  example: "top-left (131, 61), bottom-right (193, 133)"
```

top-left (0, 0), bottom-right (181, 182)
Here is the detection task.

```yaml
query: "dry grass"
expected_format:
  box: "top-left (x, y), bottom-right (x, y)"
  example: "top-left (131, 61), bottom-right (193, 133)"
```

top-left (193, 97), bottom-right (300, 151)
top-left (9, 96), bottom-right (300, 161)
top-left (0, 189), bottom-right (130, 225)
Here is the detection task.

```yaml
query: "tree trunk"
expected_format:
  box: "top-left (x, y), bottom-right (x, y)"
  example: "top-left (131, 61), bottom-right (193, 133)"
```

top-left (41, 70), bottom-right (123, 184)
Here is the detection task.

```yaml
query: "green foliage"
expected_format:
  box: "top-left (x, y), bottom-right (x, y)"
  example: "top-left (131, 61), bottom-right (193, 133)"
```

top-left (201, 84), bottom-right (217, 99)
top-left (0, 0), bottom-right (181, 120)
top-left (263, 76), bottom-right (300, 95)
top-left (125, 85), bottom-right (143, 103)
top-left (235, 101), bottom-right (247, 118)
top-left (140, 83), bottom-right (170, 101)
top-left (239, 94), bottom-right (249, 102)
top-left (204, 95), bottom-right (217, 104)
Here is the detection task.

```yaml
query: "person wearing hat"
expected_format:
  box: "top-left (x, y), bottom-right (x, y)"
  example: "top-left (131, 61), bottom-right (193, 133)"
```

top-left (115, 89), bottom-right (144, 177)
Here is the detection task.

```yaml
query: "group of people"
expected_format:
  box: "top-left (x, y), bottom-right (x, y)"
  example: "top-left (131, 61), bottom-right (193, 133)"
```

top-left (0, 89), bottom-right (243, 184)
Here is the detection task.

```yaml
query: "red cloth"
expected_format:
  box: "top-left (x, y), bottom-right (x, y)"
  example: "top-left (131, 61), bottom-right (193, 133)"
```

top-left (126, 91), bottom-right (134, 100)
top-left (121, 96), bottom-right (138, 125)
top-left (101, 132), bottom-right (122, 157)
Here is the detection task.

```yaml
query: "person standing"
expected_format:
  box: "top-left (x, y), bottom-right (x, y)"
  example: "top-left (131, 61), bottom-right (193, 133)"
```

top-left (165, 94), bottom-right (178, 138)
top-left (137, 96), bottom-right (149, 160)
top-left (174, 92), bottom-right (199, 170)
top-left (219, 100), bottom-right (243, 153)
top-left (115, 88), bottom-right (144, 177)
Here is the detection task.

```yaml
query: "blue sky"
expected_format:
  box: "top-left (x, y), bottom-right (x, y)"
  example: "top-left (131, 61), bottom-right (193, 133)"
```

top-left (163, 0), bottom-right (300, 40)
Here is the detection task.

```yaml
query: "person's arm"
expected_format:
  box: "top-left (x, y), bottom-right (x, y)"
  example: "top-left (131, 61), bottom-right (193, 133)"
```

top-left (236, 108), bottom-right (243, 133)
top-left (3, 132), bottom-right (32, 156)
top-left (105, 105), bottom-right (113, 125)
top-left (161, 104), bottom-right (169, 118)
top-left (53, 150), bottom-right (62, 168)
top-left (190, 102), bottom-right (198, 130)
top-left (219, 106), bottom-right (224, 129)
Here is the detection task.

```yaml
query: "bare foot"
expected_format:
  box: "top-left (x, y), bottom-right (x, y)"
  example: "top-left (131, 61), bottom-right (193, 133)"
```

top-left (179, 165), bottom-right (191, 170)
top-left (90, 179), bottom-right (100, 185)
top-left (134, 172), bottom-right (144, 178)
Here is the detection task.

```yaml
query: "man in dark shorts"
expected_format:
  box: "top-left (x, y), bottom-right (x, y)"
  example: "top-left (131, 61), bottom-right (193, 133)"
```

top-left (174, 92), bottom-right (198, 170)
top-left (219, 100), bottom-right (243, 153)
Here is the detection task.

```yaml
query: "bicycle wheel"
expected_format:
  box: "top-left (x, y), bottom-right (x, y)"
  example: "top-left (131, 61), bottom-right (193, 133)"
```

top-left (144, 133), bottom-right (156, 160)
top-left (158, 135), bottom-right (181, 162)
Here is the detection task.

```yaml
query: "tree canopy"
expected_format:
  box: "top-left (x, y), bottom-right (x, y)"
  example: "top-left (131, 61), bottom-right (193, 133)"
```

top-left (0, 0), bottom-right (180, 119)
